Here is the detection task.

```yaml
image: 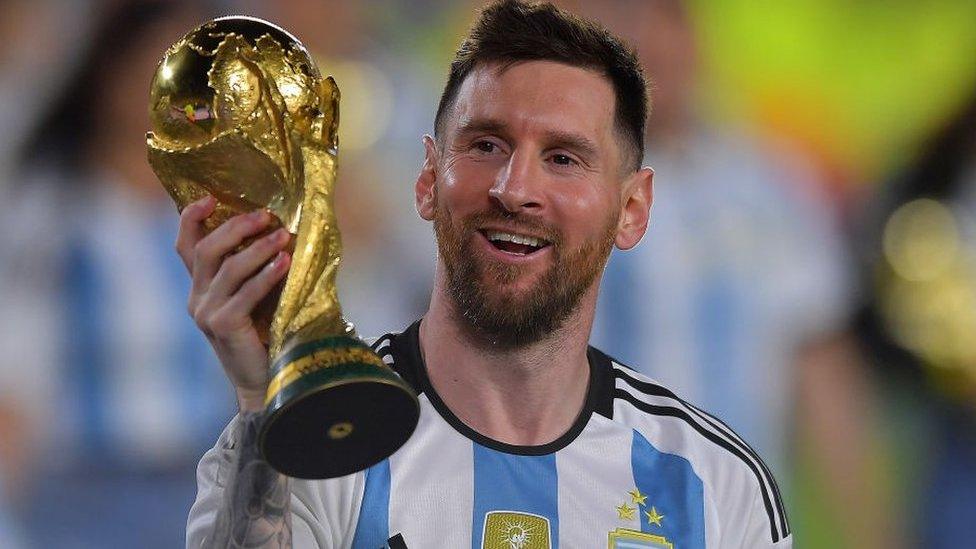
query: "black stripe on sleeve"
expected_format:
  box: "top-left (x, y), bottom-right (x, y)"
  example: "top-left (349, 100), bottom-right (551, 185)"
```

top-left (367, 328), bottom-right (423, 395)
top-left (370, 334), bottom-right (393, 354)
top-left (680, 396), bottom-right (789, 536)
top-left (386, 320), bottom-right (424, 394)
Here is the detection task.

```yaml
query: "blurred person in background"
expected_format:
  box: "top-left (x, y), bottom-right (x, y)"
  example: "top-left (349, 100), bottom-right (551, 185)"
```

top-left (0, 2), bottom-right (239, 547)
top-left (0, 0), bottom-right (82, 188)
top-left (856, 83), bottom-right (976, 548)
top-left (568, 1), bottom-right (895, 546)
top-left (0, 3), bottom-right (72, 546)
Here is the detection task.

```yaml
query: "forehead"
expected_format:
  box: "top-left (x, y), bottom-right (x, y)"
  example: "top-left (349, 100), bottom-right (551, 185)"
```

top-left (449, 60), bottom-right (617, 145)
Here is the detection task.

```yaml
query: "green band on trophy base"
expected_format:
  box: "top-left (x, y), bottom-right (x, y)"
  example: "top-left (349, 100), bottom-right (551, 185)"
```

top-left (259, 336), bottom-right (420, 479)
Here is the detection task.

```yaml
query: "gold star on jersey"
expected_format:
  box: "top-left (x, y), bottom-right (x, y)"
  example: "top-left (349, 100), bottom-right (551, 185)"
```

top-left (608, 488), bottom-right (672, 548)
top-left (645, 507), bottom-right (664, 527)
top-left (616, 503), bottom-right (637, 521)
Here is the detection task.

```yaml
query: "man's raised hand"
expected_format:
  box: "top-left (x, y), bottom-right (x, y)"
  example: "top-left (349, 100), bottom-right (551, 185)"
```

top-left (176, 195), bottom-right (292, 412)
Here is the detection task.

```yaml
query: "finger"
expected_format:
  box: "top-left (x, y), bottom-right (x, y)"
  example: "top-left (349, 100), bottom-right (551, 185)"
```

top-left (192, 209), bottom-right (273, 291)
top-left (176, 195), bottom-right (216, 271)
top-left (219, 251), bottom-right (291, 322)
top-left (209, 228), bottom-right (290, 300)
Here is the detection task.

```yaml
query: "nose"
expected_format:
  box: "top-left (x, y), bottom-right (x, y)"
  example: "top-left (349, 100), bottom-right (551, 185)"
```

top-left (488, 150), bottom-right (543, 213)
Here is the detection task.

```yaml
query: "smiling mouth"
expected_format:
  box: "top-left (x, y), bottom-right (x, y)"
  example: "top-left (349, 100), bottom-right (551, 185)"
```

top-left (480, 229), bottom-right (552, 256)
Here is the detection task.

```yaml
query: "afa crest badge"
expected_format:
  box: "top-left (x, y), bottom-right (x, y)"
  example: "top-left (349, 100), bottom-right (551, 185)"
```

top-left (481, 511), bottom-right (552, 549)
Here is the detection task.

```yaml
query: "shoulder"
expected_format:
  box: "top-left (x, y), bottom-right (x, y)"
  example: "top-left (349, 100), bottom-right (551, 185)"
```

top-left (363, 334), bottom-right (393, 357)
top-left (364, 321), bottom-right (426, 393)
top-left (593, 348), bottom-right (792, 545)
top-left (365, 332), bottom-right (401, 371)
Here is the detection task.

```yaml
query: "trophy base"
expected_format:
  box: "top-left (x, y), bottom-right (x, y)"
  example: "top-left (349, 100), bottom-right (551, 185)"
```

top-left (259, 336), bottom-right (419, 479)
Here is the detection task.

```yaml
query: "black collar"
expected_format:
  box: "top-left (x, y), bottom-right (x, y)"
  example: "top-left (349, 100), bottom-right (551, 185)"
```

top-left (386, 319), bottom-right (615, 456)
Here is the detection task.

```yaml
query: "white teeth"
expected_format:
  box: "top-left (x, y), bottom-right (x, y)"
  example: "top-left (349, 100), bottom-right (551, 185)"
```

top-left (485, 231), bottom-right (546, 248)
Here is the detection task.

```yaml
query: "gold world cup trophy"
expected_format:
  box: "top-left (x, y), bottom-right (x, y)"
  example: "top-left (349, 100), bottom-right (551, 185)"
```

top-left (146, 16), bottom-right (419, 479)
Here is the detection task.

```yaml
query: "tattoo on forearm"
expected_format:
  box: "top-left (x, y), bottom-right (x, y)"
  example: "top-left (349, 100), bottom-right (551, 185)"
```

top-left (208, 412), bottom-right (292, 548)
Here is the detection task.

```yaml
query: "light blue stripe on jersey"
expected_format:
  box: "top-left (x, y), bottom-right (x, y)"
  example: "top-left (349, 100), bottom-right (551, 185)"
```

top-left (472, 444), bottom-right (559, 549)
top-left (352, 458), bottom-right (391, 548)
top-left (631, 430), bottom-right (704, 548)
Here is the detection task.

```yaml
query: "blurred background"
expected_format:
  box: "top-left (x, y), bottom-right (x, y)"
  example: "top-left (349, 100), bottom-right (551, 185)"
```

top-left (1, 0), bottom-right (975, 547)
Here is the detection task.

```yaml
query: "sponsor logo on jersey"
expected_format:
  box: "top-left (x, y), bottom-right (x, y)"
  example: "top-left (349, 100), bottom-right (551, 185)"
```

top-left (481, 510), bottom-right (552, 549)
top-left (607, 528), bottom-right (674, 548)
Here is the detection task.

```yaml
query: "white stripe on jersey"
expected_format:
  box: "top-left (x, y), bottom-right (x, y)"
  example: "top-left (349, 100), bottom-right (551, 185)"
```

top-left (554, 413), bottom-right (636, 545)
top-left (388, 394), bottom-right (474, 547)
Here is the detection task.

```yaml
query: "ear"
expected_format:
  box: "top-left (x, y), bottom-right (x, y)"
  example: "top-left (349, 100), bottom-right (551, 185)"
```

top-left (614, 166), bottom-right (654, 250)
top-left (415, 135), bottom-right (439, 221)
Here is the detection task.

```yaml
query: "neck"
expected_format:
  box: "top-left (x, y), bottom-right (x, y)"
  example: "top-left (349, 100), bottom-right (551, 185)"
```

top-left (418, 263), bottom-right (596, 446)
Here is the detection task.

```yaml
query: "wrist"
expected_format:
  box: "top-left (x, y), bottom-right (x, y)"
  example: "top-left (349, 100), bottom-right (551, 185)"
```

top-left (236, 386), bottom-right (268, 413)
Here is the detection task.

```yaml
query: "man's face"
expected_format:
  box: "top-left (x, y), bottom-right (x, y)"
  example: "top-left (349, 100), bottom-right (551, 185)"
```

top-left (418, 60), bottom-right (646, 348)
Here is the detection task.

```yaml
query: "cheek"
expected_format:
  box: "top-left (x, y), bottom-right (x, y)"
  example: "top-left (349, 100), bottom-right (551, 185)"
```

top-left (549, 184), bottom-right (619, 236)
top-left (440, 158), bottom-right (498, 212)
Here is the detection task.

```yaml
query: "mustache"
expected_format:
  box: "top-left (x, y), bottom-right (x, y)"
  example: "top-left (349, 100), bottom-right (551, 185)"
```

top-left (460, 209), bottom-right (561, 246)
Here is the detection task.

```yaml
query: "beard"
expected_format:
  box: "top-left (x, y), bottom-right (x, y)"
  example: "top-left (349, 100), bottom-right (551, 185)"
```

top-left (433, 201), bottom-right (617, 350)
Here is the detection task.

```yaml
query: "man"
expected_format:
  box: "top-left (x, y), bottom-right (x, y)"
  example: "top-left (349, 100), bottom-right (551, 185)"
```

top-left (184, 1), bottom-right (791, 547)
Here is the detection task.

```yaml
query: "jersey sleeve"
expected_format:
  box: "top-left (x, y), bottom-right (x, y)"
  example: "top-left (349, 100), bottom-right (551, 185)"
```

top-left (726, 487), bottom-right (793, 549)
top-left (186, 415), bottom-right (367, 549)
top-left (702, 443), bottom-right (792, 549)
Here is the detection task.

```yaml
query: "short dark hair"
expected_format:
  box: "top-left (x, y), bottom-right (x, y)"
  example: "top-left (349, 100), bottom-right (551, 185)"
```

top-left (434, 0), bottom-right (648, 170)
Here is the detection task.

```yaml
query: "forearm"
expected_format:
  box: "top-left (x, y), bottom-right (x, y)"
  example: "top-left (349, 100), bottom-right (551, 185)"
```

top-left (208, 411), bottom-right (293, 548)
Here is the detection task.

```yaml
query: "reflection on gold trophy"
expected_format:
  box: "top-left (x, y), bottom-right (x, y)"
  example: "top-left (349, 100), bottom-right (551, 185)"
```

top-left (146, 16), bottom-right (418, 479)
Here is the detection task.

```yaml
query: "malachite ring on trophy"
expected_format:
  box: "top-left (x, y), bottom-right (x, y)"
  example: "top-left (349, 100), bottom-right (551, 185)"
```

top-left (146, 16), bottom-right (419, 479)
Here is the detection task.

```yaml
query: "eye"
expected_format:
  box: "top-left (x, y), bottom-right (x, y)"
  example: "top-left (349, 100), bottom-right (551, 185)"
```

top-left (550, 153), bottom-right (578, 167)
top-left (474, 140), bottom-right (497, 154)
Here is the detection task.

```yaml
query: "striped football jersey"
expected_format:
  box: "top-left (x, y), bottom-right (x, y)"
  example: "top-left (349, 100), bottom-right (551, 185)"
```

top-left (188, 321), bottom-right (791, 548)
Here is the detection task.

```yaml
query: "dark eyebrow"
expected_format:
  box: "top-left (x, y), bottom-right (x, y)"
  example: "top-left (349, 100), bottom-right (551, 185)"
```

top-left (544, 129), bottom-right (599, 160)
top-left (454, 117), bottom-right (600, 160)
top-left (454, 117), bottom-right (507, 139)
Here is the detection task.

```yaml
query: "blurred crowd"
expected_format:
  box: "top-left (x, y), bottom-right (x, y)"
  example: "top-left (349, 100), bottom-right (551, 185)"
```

top-left (0, 1), bottom-right (974, 547)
